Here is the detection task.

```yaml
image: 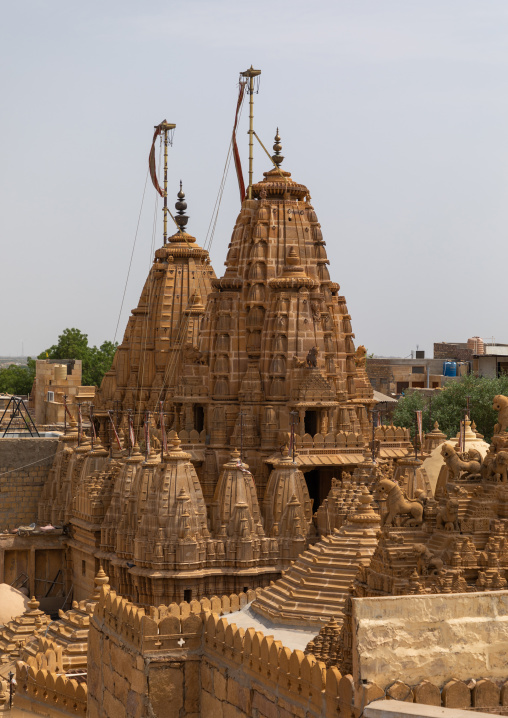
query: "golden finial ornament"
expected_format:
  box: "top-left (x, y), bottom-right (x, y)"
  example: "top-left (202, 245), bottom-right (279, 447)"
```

top-left (174, 181), bottom-right (189, 232)
top-left (272, 128), bottom-right (284, 166)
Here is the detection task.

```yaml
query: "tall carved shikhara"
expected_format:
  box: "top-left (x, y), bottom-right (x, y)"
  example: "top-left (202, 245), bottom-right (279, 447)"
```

top-left (96, 132), bottom-right (374, 503)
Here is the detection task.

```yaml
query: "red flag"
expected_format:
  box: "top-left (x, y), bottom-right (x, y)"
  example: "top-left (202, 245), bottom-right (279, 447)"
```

top-left (149, 122), bottom-right (165, 197)
top-left (232, 82), bottom-right (246, 202)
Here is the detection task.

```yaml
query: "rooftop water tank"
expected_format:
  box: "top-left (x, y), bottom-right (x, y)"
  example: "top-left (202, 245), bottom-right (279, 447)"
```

top-left (443, 361), bottom-right (457, 377)
top-left (467, 336), bottom-right (484, 355)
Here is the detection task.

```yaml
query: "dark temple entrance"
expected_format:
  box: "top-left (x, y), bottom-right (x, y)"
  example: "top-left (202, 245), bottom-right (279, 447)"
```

top-left (304, 468), bottom-right (333, 511)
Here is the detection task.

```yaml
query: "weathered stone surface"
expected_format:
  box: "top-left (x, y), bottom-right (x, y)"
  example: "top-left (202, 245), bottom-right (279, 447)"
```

top-left (202, 689), bottom-right (224, 718)
top-left (149, 665), bottom-right (184, 717)
top-left (353, 592), bottom-right (508, 688)
top-left (442, 680), bottom-right (471, 709)
top-left (413, 681), bottom-right (441, 706)
top-left (214, 667), bottom-right (227, 701)
top-left (473, 679), bottom-right (500, 708)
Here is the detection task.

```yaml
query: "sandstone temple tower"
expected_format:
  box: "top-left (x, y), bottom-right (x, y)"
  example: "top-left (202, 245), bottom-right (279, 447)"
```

top-left (94, 120), bottom-right (374, 512)
top-left (177, 131), bottom-right (375, 505)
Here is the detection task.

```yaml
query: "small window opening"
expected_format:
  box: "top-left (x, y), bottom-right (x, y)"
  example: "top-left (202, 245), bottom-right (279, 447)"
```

top-left (184, 589), bottom-right (192, 603)
top-left (194, 405), bottom-right (205, 433)
top-left (81, 560), bottom-right (86, 576)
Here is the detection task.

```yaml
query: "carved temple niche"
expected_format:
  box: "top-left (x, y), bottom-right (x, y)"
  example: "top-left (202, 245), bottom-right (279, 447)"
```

top-left (312, 225), bottom-right (323, 241)
top-left (217, 313), bottom-right (231, 331)
top-left (326, 356), bottom-right (335, 374)
top-left (215, 333), bottom-right (230, 351)
top-left (270, 377), bottom-right (286, 397)
top-left (257, 203), bottom-right (270, 220)
top-left (273, 334), bottom-right (288, 352)
top-left (314, 243), bottom-right (327, 259)
top-left (318, 263), bottom-right (331, 281)
top-left (239, 362), bottom-right (264, 402)
top-left (250, 241), bottom-right (267, 259)
top-left (214, 377), bottom-right (229, 397)
top-left (249, 261), bottom-right (266, 280)
top-left (247, 305), bottom-right (265, 328)
top-left (247, 330), bottom-right (261, 353)
top-left (248, 282), bottom-right (266, 302)
top-left (226, 246), bottom-right (239, 263)
top-left (270, 355), bottom-right (286, 374)
top-left (213, 355), bottom-right (229, 374)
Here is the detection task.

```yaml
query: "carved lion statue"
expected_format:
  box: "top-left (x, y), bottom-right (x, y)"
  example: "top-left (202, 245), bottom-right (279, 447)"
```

top-left (354, 345), bottom-right (367, 368)
top-left (414, 543), bottom-right (444, 575)
top-left (306, 346), bottom-right (318, 368)
top-left (440, 442), bottom-right (482, 481)
top-left (376, 477), bottom-right (423, 527)
top-left (491, 451), bottom-right (508, 482)
top-left (436, 498), bottom-right (459, 531)
top-left (493, 395), bottom-right (508, 435)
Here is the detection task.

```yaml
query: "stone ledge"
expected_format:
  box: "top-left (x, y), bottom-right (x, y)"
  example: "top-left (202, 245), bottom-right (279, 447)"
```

top-left (364, 699), bottom-right (495, 718)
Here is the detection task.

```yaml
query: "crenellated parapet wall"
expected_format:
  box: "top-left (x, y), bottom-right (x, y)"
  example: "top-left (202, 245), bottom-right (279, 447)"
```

top-left (87, 584), bottom-right (343, 718)
top-left (202, 611), bottom-right (342, 718)
top-left (92, 584), bottom-right (260, 653)
top-left (15, 647), bottom-right (87, 717)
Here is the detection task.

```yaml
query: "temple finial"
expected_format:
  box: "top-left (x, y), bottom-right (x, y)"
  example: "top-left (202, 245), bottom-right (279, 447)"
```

top-left (272, 128), bottom-right (284, 166)
top-left (174, 181), bottom-right (188, 231)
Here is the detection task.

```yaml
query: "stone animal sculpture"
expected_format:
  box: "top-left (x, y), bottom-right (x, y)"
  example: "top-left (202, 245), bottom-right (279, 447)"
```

top-left (376, 478), bottom-right (423, 526)
top-left (354, 345), bottom-right (367, 368)
top-left (489, 451), bottom-right (508, 482)
top-left (306, 346), bottom-right (318, 368)
top-left (440, 443), bottom-right (482, 481)
top-left (493, 394), bottom-right (508, 435)
top-left (436, 498), bottom-right (460, 531)
top-left (414, 543), bottom-right (444, 575)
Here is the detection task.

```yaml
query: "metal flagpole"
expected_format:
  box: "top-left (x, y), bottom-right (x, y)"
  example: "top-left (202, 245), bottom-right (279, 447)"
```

top-left (240, 66), bottom-right (261, 199)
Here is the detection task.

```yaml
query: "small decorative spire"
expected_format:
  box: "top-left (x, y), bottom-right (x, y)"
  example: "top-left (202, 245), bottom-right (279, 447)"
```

top-left (174, 181), bottom-right (189, 231)
top-left (272, 128), bottom-right (284, 166)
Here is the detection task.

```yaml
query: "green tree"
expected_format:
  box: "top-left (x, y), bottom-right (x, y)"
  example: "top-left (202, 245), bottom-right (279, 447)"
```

top-left (44, 328), bottom-right (118, 388)
top-left (393, 374), bottom-right (508, 442)
top-left (0, 363), bottom-right (35, 395)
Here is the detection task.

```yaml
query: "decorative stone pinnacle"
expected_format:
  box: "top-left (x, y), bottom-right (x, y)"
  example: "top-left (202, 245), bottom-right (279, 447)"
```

top-left (27, 596), bottom-right (40, 612)
top-left (94, 566), bottom-right (110, 588)
top-left (174, 180), bottom-right (189, 231)
top-left (286, 247), bottom-right (300, 265)
top-left (272, 128), bottom-right (284, 166)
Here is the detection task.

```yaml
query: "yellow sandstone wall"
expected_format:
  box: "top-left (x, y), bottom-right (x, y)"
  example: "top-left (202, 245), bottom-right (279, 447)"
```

top-left (0, 438), bottom-right (59, 528)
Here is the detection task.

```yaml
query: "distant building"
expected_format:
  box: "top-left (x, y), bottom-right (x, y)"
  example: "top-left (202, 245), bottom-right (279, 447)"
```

top-left (367, 352), bottom-right (449, 397)
top-left (30, 359), bottom-right (95, 425)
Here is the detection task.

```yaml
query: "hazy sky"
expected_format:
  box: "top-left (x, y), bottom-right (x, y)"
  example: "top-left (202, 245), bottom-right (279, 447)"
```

top-left (1, 1), bottom-right (508, 358)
